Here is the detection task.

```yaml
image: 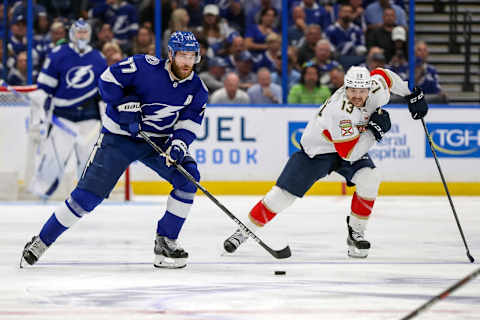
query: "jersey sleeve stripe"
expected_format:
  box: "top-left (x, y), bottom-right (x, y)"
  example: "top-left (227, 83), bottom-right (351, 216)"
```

top-left (100, 68), bottom-right (124, 88)
top-left (174, 119), bottom-right (202, 136)
top-left (37, 72), bottom-right (58, 88)
top-left (370, 68), bottom-right (392, 88)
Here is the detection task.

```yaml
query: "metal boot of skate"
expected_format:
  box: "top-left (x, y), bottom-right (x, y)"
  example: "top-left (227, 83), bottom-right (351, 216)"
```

top-left (20, 235), bottom-right (49, 268)
top-left (154, 234), bottom-right (188, 269)
top-left (224, 229), bottom-right (249, 253)
top-left (346, 216), bottom-right (371, 258)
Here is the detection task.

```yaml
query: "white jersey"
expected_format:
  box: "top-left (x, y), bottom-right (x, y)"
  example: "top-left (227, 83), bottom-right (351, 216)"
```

top-left (301, 68), bottom-right (409, 161)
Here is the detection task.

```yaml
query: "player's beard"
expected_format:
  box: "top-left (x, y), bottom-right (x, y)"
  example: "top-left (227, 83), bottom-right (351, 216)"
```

top-left (171, 61), bottom-right (193, 80)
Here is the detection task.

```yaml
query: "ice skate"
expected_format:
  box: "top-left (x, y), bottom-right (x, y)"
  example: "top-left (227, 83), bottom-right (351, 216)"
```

top-left (20, 235), bottom-right (49, 268)
top-left (223, 229), bottom-right (248, 253)
top-left (346, 217), bottom-right (370, 258)
top-left (154, 235), bottom-right (188, 269)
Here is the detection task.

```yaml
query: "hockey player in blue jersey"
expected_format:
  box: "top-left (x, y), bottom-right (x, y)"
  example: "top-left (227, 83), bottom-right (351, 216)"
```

top-left (21, 31), bottom-right (209, 269)
top-left (30, 18), bottom-right (107, 199)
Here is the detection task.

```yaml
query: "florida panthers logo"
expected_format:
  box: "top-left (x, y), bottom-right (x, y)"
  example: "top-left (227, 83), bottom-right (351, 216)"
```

top-left (66, 65), bottom-right (95, 89)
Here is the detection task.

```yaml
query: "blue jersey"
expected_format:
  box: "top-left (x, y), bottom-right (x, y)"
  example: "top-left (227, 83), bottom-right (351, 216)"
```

top-left (90, 1), bottom-right (139, 44)
top-left (98, 55), bottom-right (209, 145)
top-left (325, 23), bottom-right (365, 56)
top-left (37, 43), bottom-right (107, 109)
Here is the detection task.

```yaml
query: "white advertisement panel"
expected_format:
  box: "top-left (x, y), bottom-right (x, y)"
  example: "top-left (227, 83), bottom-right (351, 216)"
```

top-left (131, 106), bottom-right (480, 182)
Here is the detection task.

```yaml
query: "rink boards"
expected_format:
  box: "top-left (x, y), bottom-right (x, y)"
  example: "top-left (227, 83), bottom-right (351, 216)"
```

top-left (1, 104), bottom-right (480, 195)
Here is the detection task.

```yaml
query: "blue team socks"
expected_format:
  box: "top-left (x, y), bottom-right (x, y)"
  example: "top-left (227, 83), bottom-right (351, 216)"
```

top-left (39, 214), bottom-right (67, 246)
top-left (157, 211), bottom-right (186, 239)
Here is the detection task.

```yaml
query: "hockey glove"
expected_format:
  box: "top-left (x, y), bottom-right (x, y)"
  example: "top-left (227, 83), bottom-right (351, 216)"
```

top-left (165, 139), bottom-right (187, 167)
top-left (367, 108), bottom-right (391, 142)
top-left (116, 95), bottom-right (142, 136)
top-left (405, 87), bottom-right (428, 120)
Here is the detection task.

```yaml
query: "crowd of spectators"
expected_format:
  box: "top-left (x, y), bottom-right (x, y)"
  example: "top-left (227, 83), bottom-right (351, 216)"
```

top-left (0, 0), bottom-right (446, 103)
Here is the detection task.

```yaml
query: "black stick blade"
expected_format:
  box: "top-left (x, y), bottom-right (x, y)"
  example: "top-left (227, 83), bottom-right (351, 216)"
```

top-left (269, 245), bottom-right (292, 259)
top-left (467, 252), bottom-right (475, 263)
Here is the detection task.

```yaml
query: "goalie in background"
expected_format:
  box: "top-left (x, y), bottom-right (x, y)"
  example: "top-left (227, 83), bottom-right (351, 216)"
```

top-left (224, 66), bottom-right (428, 258)
top-left (29, 18), bottom-right (107, 200)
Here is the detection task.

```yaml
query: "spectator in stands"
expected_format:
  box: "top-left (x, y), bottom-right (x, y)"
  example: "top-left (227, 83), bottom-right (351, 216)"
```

top-left (349, 0), bottom-right (366, 31)
top-left (220, 0), bottom-right (246, 36)
top-left (271, 46), bottom-right (301, 91)
top-left (0, 39), bottom-right (5, 77)
top-left (133, 26), bottom-right (154, 55)
top-left (162, 8), bottom-right (191, 57)
top-left (366, 7), bottom-right (398, 62)
top-left (326, 4), bottom-right (366, 59)
top-left (93, 23), bottom-right (114, 51)
top-left (248, 67), bottom-right (282, 104)
top-left (7, 51), bottom-right (31, 85)
top-left (184, 0), bottom-right (204, 28)
top-left (8, 14), bottom-right (41, 71)
top-left (245, 7), bottom-right (277, 56)
top-left (328, 66), bottom-right (345, 93)
top-left (293, 0), bottom-right (332, 31)
top-left (195, 36), bottom-right (212, 74)
top-left (210, 72), bottom-right (250, 104)
top-left (253, 32), bottom-right (281, 72)
top-left (89, 0), bottom-right (139, 55)
top-left (364, 46), bottom-right (387, 71)
top-left (306, 39), bottom-right (341, 86)
top-left (415, 41), bottom-right (445, 97)
top-left (235, 51), bottom-right (257, 91)
top-left (196, 4), bottom-right (232, 56)
top-left (102, 41), bottom-right (124, 66)
top-left (389, 26), bottom-right (408, 76)
top-left (297, 24), bottom-right (322, 66)
top-left (224, 34), bottom-right (247, 71)
top-left (245, 0), bottom-right (280, 29)
top-left (364, 0), bottom-right (407, 29)
top-left (287, 64), bottom-right (331, 104)
top-left (199, 56), bottom-right (228, 94)
top-left (288, 6), bottom-right (308, 47)
top-left (44, 21), bottom-right (67, 55)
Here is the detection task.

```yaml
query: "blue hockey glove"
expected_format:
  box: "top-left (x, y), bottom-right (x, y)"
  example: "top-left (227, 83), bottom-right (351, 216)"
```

top-left (116, 95), bottom-right (142, 136)
top-left (405, 87), bottom-right (428, 120)
top-left (367, 108), bottom-right (391, 142)
top-left (165, 139), bottom-right (187, 167)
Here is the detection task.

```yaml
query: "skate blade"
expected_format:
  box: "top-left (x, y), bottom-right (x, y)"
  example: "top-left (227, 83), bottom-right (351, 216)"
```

top-left (348, 246), bottom-right (369, 259)
top-left (154, 255), bottom-right (187, 269)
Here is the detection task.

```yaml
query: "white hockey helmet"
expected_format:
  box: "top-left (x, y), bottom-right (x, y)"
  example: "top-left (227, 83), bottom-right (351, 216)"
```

top-left (69, 18), bottom-right (92, 52)
top-left (344, 66), bottom-right (371, 89)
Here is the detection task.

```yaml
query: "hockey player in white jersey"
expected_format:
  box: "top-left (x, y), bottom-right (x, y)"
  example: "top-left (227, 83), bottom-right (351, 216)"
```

top-left (224, 66), bottom-right (428, 258)
top-left (21, 31), bottom-right (208, 269)
top-left (30, 18), bottom-right (107, 199)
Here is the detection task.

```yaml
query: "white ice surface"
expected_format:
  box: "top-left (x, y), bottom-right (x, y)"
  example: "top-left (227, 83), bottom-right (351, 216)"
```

top-left (1, 195), bottom-right (479, 320)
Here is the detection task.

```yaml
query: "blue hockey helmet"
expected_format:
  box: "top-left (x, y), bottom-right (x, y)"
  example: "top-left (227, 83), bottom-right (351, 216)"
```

top-left (69, 18), bottom-right (92, 52)
top-left (168, 31), bottom-right (201, 64)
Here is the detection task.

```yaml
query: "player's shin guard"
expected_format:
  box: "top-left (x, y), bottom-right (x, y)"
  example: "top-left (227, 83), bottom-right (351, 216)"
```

top-left (347, 192), bottom-right (375, 258)
top-left (154, 189), bottom-right (193, 268)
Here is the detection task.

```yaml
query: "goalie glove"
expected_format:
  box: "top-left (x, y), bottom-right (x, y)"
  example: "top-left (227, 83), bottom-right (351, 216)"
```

top-left (165, 139), bottom-right (187, 167)
top-left (367, 108), bottom-right (391, 142)
top-left (405, 87), bottom-right (428, 120)
top-left (116, 95), bottom-right (142, 136)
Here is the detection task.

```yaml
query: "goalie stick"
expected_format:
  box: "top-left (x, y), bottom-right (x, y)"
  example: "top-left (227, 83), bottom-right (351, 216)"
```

top-left (399, 266), bottom-right (480, 320)
top-left (422, 118), bottom-right (475, 263)
top-left (139, 131), bottom-right (292, 259)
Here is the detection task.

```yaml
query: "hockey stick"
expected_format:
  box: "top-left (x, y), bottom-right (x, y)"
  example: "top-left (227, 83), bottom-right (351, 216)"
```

top-left (399, 266), bottom-right (480, 320)
top-left (139, 131), bottom-right (292, 259)
top-left (421, 118), bottom-right (475, 263)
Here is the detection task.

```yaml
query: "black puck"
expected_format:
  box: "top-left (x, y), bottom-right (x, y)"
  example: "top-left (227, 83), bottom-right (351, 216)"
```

top-left (274, 270), bottom-right (286, 275)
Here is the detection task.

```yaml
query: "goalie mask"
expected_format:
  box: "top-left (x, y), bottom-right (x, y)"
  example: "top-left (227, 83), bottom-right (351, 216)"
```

top-left (69, 18), bottom-right (92, 52)
top-left (168, 31), bottom-right (201, 64)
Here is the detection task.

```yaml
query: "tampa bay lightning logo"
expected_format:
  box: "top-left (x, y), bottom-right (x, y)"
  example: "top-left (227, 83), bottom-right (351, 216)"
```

top-left (66, 65), bottom-right (95, 89)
